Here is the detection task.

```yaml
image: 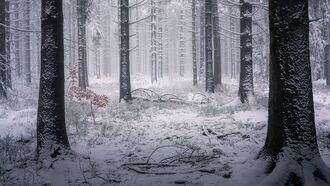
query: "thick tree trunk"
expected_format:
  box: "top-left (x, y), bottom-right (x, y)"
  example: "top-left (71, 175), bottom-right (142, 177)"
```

top-left (238, 0), bottom-right (253, 103)
top-left (192, 0), bottom-right (197, 86)
top-left (205, 0), bottom-right (214, 93)
top-left (212, 0), bottom-right (221, 86)
top-left (119, 0), bottom-right (132, 102)
top-left (37, 0), bottom-right (70, 160)
top-left (259, 0), bottom-right (330, 185)
top-left (77, 0), bottom-right (88, 88)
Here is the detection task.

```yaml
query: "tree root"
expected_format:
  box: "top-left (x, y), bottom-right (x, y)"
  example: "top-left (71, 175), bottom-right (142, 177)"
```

top-left (258, 157), bottom-right (330, 186)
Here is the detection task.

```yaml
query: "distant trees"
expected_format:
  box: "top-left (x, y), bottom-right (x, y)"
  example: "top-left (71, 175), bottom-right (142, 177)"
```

top-left (37, 0), bottom-right (70, 160)
top-left (119, 0), bottom-right (132, 102)
top-left (259, 0), bottom-right (330, 184)
top-left (238, 0), bottom-right (253, 103)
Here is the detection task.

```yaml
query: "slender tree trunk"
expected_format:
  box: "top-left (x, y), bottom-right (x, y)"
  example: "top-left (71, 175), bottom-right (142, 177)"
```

top-left (150, 0), bottom-right (157, 83)
top-left (4, 0), bottom-right (11, 89)
top-left (37, 0), bottom-right (70, 160)
top-left (0, 0), bottom-right (6, 98)
top-left (192, 0), bottom-right (197, 86)
top-left (205, 0), bottom-right (214, 93)
top-left (199, 0), bottom-right (205, 81)
top-left (325, 45), bottom-right (330, 85)
top-left (25, 0), bottom-right (31, 84)
top-left (157, 2), bottom-right (163, 79)
top-left (238, 0), bottom-right (253, 103)
top-left (212, 0), bottom-right (221, 86)
top-left (13, 0), bottom-right (21, 77)
top-left (259, 0), bottom-right (330, 184)
top-left (77, 0), bottom-right (88, 88)
top-left (179, 10), bottom-right (185, 77)
top-left (119, 0), bottom-right (132, 102)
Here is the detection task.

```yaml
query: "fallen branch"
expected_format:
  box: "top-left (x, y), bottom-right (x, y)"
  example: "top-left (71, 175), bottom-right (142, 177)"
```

top-left (217, 132), bottom-right (242, 139)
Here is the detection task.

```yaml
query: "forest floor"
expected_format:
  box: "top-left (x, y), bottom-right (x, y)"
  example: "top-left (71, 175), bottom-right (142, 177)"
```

top-left (0, 77), bottom-right (330, 186)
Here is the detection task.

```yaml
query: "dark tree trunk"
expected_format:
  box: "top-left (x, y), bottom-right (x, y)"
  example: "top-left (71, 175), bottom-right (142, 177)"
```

top-left (37, 0), bottom-right (70, 160)
top-left (212, 0), bottom-right (221, 86)
top-left (259, 0), bottom-right (330, 185)
top-left (238, 0), bottom-right (253, 103)
top-left (192, 0), bottom-right (197, 86)
top-left (13, 0), bottom-right (21, 77)
top-left (0, 0), bottom-right (6, 98)
top-left (77, 0), bottom-right (88, 89)
top-left (119, 0), bottom-right (132, 102)
top-left (5, 0), bottom-right (11, 89)
top-left (199, 0), bottom-right (205, 81)
top-left (324, 44), bottom-right (329, 85)
top-left (205, 0), bottom-right (214, 93)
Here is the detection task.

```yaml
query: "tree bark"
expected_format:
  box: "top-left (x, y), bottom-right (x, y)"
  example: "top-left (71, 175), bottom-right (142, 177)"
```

top-left (259, 0), bottom-right (330, 184)
top-left (151, 0), bottom-right (157, 83)
top-left (37, 0), bottom-right (70, 160)
top-left (119, 0), bottom-right (132, 102)
top-left (205, 0), bottom-right (214, 93)
top-left (77, 0), bottom-right (89, 88)
top-left (238, 0), bottom-right (253, 103)
top-left (192, 0), bottom-right (197, 86)
top-left (212, 0), bottom-right (221, 86)
top-left (199, 0), bottom-right (205, 81)
top-left (0, 0), bottom-right (6, 98)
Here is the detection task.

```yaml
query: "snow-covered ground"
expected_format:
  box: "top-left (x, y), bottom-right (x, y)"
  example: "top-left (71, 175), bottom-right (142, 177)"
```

top-left (0, 77), bottom-right (329, 186)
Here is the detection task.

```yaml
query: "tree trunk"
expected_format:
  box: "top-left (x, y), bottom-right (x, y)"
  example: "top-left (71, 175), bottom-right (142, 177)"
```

top-left (179, 10), bottom-right (185, 77)
top-left (151, 0), bottom-right (157, 83)
top-left (37, 0), bottom-right (70, 160)
top-left (157, 1), bottom-right (163, 79)
top-left (0, 0), bottom-right (6, 98)
top-left (212, 0), bottom-right (221, 86)
top-left (5, 0), bottom-right (11, 89)
top-left (77, 0), bottom-right (88, 89)
top-left (25, 0), bottom-right (31, 84)
top-left (325, 45), bottom-right (330, 85)
top-left (199, 0), bottom-right (205, 81)
top-left (192, 0), bottom-right (197, 86)
top-left (119, 0), bottom-right (132, 102)
top-left (259, 0), bottom-right (330, 185)
top-left (238, 0), bottom-right (253, 103)
top-left (205, 0), bottom-right (214, 93)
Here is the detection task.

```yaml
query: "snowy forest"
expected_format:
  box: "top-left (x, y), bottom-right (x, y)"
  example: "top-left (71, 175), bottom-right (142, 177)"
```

top-left (0, 0), bottom-right (330, 185)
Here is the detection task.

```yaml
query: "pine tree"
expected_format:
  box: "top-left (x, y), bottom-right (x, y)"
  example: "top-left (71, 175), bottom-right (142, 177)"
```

top-left (119, 0), bottom-right (132, 102)
top-left (77, 0), bottom-right (89, 88)
top-left (238, 0), bottom-right (253, 103)
top-left (205, 0), bottom-right (214, 93)
top-left (192, 0), bottom-right (197, 86)
top-left (212, 0), bottom-right (221, 86)
top-left (259, 0), bottom-right (330, 185)
top-left (0, 0), bottom-right (7, 99)
top-left (37, 0), bottom-right (70, 160)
